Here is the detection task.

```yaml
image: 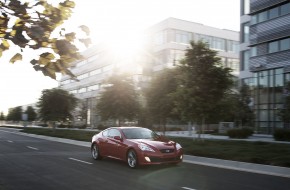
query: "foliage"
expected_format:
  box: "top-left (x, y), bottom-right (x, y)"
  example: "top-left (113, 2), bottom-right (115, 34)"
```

top-left (173, 41), bottom-right (234, 124)
top-left (0, 0), bottom-right (91, 79)
top-left (24, 106), bottom-right (37, 121)
top-left (145, 68), bottom-right (180, 129)
top-left (6, 106), bottom-right (22, 121)
top-left (227, 128), bottom-right (253, 139)
top-left (278, 82), bottom-right (290, 124)
top-left (216, 84), bottom-right (255, 126)
top-left (0, 111), bottom-right (5, 120)
top-left (96, 74), bottom-right (140, 126)
top-left (37, 88), bottom-right (78, 122)
top-left (273, 128), bottom-right (290, 141)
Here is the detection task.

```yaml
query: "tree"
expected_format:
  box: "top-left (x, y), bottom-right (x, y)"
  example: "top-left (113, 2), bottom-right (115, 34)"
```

top-left (217, 84), bottom-right (254, 127)
top-left (0, 0), bottom-right (91, 79)
top-left (145, 68), bottom-right (180, 132)
top-left (6, 106), bottom-right (22, 121)
top-left (24, 106), bottom-right (37, 121)
top-left (97, 74), bottom-right (140, 126)
top-left (37, 88), bottom-right (78, 126)
top-left (0, 111), bottom-right (5, 120)
top-left (174, 41), bottom-right (233, 135)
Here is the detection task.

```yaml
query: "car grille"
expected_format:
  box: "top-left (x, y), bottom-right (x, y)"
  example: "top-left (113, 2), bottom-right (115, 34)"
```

top-left (149, 156), bottom-right (180, 163)
top-left (159, 149), bottom-right (175, 153)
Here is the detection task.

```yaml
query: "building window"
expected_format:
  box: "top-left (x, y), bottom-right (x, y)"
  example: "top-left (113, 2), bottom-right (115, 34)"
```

top-left (154, 30), bottom-right (167, 45)
top-left (251, 3), bottom-right (290, 25)
top-left (269, 7), bottom-right (279, 19)
top-left (78, 87), bottom-right (87, 93)
top-left (88, 54), bottom-right (99, 62)
top-left (241, 22), bottom-right (250, 43)
top-left (269, 41), bottom-right (279, 53)
top-left (281, 3), bottom-right (290, 16)
top-left (227, 40), bottom-right (239, 53)
top-left (77, 73), bottom-right (89, 80)
top-left (241, 50), bottom-right (250, 71)
top-left (174, 30), bottom-right (192, 44)
top-left (268, 38), bottom-right (290, 53)
top-left (90, 68), bottom-right (101, 76)
top-left (280, 38), bottom-right (290, 51)
top-left (88, 84), bottom-right (100, 91)
top-left (242, 0), bottom-right (250, 15)
top-left (258, 11), bottom-right (268, 23)
top-left (250, 47), bottom-right (257, 57)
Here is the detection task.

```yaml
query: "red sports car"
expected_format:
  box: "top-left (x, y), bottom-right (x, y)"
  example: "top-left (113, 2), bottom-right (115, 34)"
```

top-left (91, 127), bottom-right (183, 168)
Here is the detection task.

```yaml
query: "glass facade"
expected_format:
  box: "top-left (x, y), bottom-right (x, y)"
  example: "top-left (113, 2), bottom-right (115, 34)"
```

top-left (243, 68), bottom-right (287, 134)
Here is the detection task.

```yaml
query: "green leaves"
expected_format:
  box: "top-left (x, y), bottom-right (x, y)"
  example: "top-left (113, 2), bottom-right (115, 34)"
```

top-left (0, 0), bottom-right (91, 79)
top-left (174, 41), bottom-right (234, 123)
top-left (37, 88), bottom-right (78, 122)
top-left (97, 74), bottom-right (140, 125)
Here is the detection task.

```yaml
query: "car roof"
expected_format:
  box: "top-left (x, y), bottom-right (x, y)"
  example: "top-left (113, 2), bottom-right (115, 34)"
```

top-left (108, 126), bottom-right (144, 130)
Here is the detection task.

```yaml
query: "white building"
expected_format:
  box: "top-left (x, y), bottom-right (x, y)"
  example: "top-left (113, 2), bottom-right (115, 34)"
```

top-left (59, 17), bottom-right (240, 127)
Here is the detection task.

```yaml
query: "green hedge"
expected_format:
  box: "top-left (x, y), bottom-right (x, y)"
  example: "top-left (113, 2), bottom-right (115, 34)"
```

top-left (274, 129), bottom-right (290, 141)
top-left (227, 128), bottom-right (253, 139)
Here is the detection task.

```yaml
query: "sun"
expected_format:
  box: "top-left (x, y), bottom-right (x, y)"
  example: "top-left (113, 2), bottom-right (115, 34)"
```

top-left (91, 28), bottom-right (147, 74)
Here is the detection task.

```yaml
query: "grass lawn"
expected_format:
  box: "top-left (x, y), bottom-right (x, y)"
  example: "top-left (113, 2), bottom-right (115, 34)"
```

top-left (2, 126), bottom-right (290, 168)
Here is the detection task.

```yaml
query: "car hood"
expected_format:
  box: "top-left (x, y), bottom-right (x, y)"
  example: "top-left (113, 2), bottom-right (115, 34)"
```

top-left (129, 139), bottom-right (176, 149)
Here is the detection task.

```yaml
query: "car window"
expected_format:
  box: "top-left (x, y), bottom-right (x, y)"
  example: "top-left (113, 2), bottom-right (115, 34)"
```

top-left (122, 128), bottom-right (158, 139)
top-left (108, 129), bottom-right (121, 138)
top-left (102, 129), bottom-right (109, 137)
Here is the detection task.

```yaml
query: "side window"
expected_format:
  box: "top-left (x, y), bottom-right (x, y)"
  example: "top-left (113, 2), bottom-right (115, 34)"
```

top-left (108, 129), bottom-right (121, 138)
top-left (102, 130), bottom-right (109, 137)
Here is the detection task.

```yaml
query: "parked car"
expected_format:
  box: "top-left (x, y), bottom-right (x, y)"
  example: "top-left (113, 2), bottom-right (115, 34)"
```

top-left (91, 127), bottom-right (183, 168)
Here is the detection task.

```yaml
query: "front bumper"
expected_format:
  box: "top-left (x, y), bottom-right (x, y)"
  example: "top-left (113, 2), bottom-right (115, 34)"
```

top-left (138, 149), bottom-right (183, 165)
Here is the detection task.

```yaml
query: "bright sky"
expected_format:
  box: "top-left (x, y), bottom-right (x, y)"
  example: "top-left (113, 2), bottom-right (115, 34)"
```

top-left (0, 0), bottom-right (240, 114)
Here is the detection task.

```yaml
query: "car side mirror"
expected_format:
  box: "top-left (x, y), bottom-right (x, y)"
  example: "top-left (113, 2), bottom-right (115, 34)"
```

top-left (114, 136), bottom-right (123, 141)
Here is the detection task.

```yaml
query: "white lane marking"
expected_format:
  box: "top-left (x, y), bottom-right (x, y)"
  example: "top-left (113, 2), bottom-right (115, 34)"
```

top-left (69, 157), bottom-right (93, 165)
top-left (182, 187), bottom-right (196, 190)
top-left (26, 146), bottom-right (39, 150)
top-left (7, 140), bottom-right (13, 143)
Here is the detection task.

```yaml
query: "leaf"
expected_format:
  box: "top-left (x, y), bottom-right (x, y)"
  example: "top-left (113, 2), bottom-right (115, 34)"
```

top-left (2, 40), bottom-right (10, 49)
top-left (79, 25), bottom-right (90, 36)
top-left (10, 53), bottom-right (23, 64)
top-left (39, 52), bottom-right (55, 65)
top-left (30, 59), bottom-right (38, 65)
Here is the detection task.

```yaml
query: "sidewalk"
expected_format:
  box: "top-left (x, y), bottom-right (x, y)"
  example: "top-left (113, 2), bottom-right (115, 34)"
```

top-left (1, 127), bottom-right (290, 178)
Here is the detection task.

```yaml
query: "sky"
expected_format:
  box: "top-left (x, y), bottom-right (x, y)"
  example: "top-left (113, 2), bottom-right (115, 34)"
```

top-left (0, 0), bottom-right (240, 114)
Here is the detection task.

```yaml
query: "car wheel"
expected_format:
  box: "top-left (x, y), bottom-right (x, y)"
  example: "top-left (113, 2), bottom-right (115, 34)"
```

top-left (127, 149), bottom-right (138, 168)
top-left (91, 143), bottom-right (102, 160)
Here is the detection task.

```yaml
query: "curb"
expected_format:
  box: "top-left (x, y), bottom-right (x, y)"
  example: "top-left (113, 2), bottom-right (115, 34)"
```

top-left (1, 128), bottom-right (290, 178)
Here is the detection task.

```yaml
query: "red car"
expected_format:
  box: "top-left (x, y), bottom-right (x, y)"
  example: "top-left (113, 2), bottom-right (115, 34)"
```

top-left (91, 127), bottom-right (183, 168)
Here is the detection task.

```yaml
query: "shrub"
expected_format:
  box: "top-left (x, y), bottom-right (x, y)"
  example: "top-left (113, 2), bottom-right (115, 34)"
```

top-left (274, 129), bottom-right (290, 141)
top-left (227, 128), bottom-right (253, 139)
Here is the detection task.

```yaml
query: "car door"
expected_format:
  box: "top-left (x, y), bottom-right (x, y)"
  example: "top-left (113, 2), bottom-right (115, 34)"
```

top-left (107, 129), bottom-right (123, 159)
top-left (98, 129), bottom-right (110, 157)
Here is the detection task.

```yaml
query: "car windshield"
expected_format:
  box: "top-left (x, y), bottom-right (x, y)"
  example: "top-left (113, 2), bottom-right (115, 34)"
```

top-left (122, 128), bottom-right (158, 139)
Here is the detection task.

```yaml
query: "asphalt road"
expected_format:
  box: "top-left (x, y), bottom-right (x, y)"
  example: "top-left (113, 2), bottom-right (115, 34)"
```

top-left (1, 128), bottom-right (290, 190)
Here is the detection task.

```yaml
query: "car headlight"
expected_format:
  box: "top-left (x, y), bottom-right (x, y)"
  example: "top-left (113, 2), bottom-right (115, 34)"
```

top-left (175, 143), bottom-right (182, 150)
top-left (138, 143), bottom-right (155, 152)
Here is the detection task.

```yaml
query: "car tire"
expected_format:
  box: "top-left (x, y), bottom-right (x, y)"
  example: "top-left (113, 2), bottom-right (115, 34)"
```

top-left (91, 143), bottom-right (102, 160)
top-left (127, 149), bottom-right (138, 169)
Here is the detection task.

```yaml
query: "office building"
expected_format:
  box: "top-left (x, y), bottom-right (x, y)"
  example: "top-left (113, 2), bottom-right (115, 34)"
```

top-left (240, 0), bottom-right (290, 133)
top-left (59, 17), bottom-right (240, 127)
